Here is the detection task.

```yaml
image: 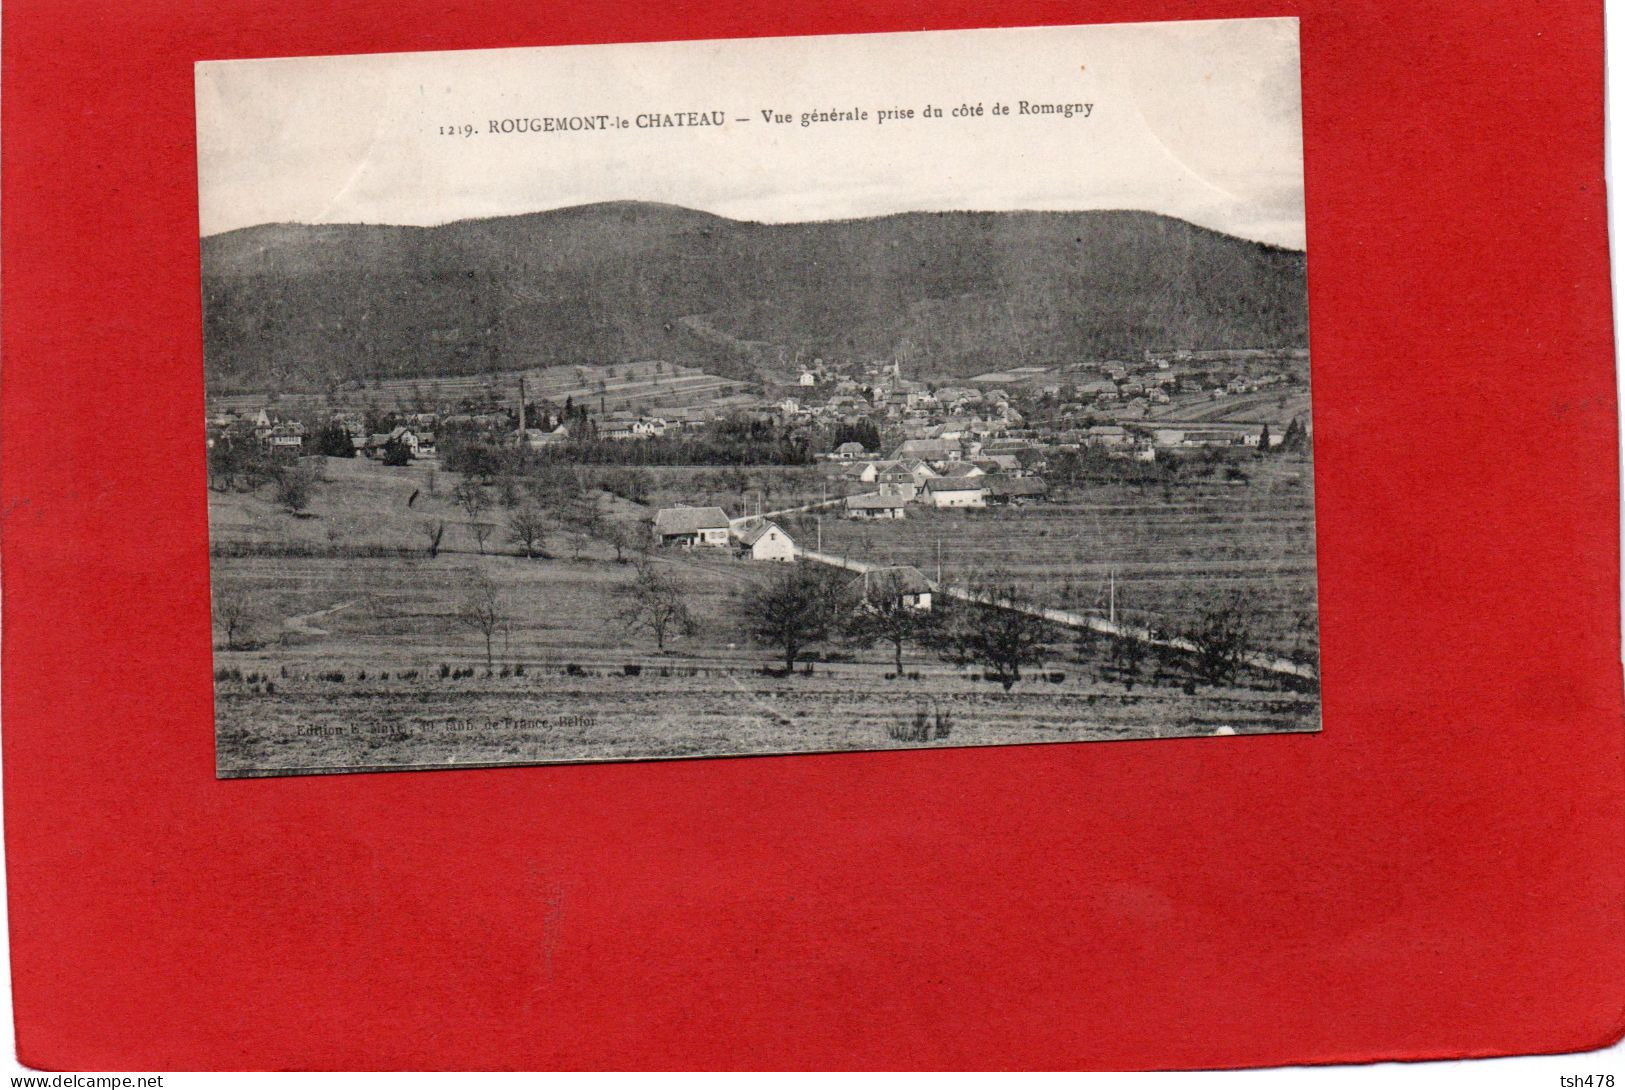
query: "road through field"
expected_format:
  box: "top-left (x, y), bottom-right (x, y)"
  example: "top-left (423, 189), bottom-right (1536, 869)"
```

top-left (283, 599), bottom-right (356, 638)
top-left (794, 546), bottom-right (1318, 681)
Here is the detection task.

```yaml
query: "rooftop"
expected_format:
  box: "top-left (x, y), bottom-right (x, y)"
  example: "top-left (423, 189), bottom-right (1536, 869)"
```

top-left (653, 506), bottom-right (730, 536)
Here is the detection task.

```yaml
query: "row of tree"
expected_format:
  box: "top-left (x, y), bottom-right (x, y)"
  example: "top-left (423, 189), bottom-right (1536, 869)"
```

top-left (616, 561), bottom-right (1260, 690)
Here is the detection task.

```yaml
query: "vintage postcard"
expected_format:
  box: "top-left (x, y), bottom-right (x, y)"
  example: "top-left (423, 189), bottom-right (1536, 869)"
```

top-left (198, 18), bottom-right (1318, 777)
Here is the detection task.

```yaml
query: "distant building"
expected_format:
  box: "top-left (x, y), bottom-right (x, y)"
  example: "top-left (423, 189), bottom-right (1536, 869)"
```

top-left (923, 478), bottom-right (987, 508)
top-left (876, 470), bottom-right (920, 501)
top-left (891, 438), bottom-right (961, 463)
top-left (975, 454), bottom-right (1024, 475)
top-left (833, 441), bottom-right (868, 460)
top-left (632, 417), bottom-right (668, 437)
top-left (982, 475), bottom-right (1049, 506)
top-left (799, 371), bottom-right (817, 387)
top-left (849, 566), bottom-right (934, 611)
top-left (844, 494), bottom-right (909, 520)
top-left (364, 426), bottom-right (418, 459)
top-left (652, 506), bottom-right (731, 548)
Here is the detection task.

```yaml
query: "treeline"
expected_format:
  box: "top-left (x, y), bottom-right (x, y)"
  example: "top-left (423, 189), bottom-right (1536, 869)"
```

top-left (441, 417), bottom-right (828, 469)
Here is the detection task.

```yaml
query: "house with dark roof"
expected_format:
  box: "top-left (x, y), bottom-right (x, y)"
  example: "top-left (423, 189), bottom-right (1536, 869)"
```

top-left (983, 475), bottom-right (1049, 505)
top-left (844, 494), bottom-right (909, 520)
top-left (652, 506), bottom-right (731, 548)
top-left (890, 438), bottom-right (961, 463)
top-left (938, 461), bottom-right (985, 480)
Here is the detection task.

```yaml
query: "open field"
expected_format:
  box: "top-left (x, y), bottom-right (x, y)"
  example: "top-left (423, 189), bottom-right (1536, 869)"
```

top-left (209, 451), bottom-right (1318, 775)
top-left (207, 359), bottom-right (752, 416)
top-left (1143, 388), bottom-right (1311, 425)
top-left (215, 663), bottom-right (1317, 776)
top-left (785, 456), bottom-right (1318, 659)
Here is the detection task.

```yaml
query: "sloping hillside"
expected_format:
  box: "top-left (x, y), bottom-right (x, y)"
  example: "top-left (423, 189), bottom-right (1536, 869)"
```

top-left (201, 202), bottom-right (1308, 393)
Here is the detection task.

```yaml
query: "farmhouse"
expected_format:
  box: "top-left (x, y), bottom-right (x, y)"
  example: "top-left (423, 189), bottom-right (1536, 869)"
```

top-left (983, 475), bottom-right (1050, 505)
top-left (891, 438), bottom-right (961, 463)
top-left (833, 441), bottom-right (869, 460)
top-left (652, 506), bottom-right (731, 548)
top-left (844, 494), bottom-right (909, 520)
top-left (364, 426), bottom-right (418, 459)
top-left (632, 417), bottom-right (668, 437)
top-left (876, 470), bottom-right (920, 501)
top-left (938, 461), bottom-right (985, 480)
top-left (923, 478), bottom-right (987, 508)
top-left (266, 423), bottom-right (305, 454)
top-left (731, 519), bottom-right (797, 562)
top-left (850, 566), bottom-right (934, 611)
top-left (975, 454), bottom-right (1024, 475)
top-left (897, 459), bottom-right (939, 482)
top-left (601, 411), bottom-right (637, 440)
top-left (520, 426), bottom-right (570, 450)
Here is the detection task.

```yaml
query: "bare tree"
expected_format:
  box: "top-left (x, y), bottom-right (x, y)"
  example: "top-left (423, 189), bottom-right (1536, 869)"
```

top-left (468, 520), bottom-right (494, 556)
top-left (603, 520), bottom-right (637, 564)
top-left (1183, 596), bottom-right (1256, 687)
top-left (212, 584), bottom-right (257, 651)
top-left (741, 563), bottom-right (837, 673)
top-left (456, 574), bottom-right (505, 671)
top-left (421, 520), bottom-right (447, 558)
top-left (935, 572), bottom-right (1057, 691)
top-left (616, 559), bottom-right (694, 652)
top-left (843, 570), bottom-right (938, 675)
top-left (1109, 632), bottom-right (1146, 691)
top-left (507, 502), bottom-right (547, 559)
top-left (452, 479), bottom-right (491, 524)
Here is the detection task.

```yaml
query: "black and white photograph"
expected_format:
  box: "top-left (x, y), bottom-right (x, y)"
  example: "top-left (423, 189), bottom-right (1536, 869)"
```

top-left (199, 18), bottom-right (1319, 777)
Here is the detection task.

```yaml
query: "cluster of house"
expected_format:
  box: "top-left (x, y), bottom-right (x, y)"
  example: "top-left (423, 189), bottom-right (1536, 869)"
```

top-left (205, 408), bottom-right (310, 455)
top-left (783, 359), bottom-right (1025, 438)
top-left (828, 438), bottom-right (1050, 518)
top-left (205, 407), bottom-right (442, 460)
top-left (359, 423), bottom-right (438, 459)
top-left (651, 506), bottom-right (798, 562)
top-left (650, 502), bottom-right (936, 610)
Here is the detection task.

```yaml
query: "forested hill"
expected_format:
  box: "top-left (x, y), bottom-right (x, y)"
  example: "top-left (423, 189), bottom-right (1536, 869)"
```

top-left (201, 201), bottom-right (1309, 393)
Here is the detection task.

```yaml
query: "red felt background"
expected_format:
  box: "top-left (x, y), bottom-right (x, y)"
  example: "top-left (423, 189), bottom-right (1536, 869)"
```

top-left (3, 0), bottom-right (1621, 1071)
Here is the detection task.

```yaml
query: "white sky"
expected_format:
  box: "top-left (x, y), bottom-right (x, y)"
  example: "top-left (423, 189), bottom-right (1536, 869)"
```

top-left (196, 18), bottom-right (1305, 248)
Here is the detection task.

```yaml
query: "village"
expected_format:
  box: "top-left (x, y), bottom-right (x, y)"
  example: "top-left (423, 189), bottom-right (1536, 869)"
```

top-left (208, 340), bottom-right (1318, 778)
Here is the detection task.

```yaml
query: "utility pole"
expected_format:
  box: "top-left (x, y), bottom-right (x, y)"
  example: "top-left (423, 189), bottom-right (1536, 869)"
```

top-left (1109, 567), bottom-right (1117, 626)
top-left (936, 536), bottom-right (943, 583)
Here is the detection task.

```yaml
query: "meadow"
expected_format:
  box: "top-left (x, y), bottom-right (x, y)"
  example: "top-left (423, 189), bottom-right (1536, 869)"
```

top-left (209, 453), bottom-right (1318, 776)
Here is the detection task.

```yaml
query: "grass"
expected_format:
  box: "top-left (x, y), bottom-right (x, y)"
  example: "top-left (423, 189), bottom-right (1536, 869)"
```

top-left (210, 449), bottom-right (1319, 776)
top-left (782, 455), bottom-right (1318, 659)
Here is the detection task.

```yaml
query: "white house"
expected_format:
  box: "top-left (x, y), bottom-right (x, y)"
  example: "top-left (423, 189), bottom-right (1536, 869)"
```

top-left (732, 519), bottom-right (796, 562)
top-left (632, 417), bottom-right (668, 437)
top-left (653, 506), bottom-right (731, 548)
top-left (799, 371), bottom-right (817, 387)
top-left (924, 478), bottom-right (986, 508)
